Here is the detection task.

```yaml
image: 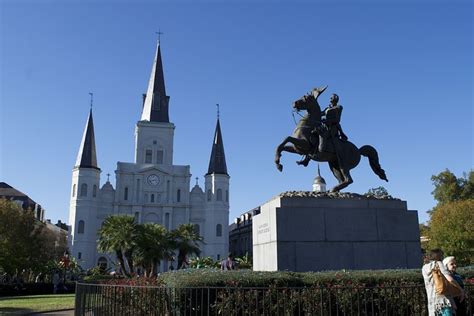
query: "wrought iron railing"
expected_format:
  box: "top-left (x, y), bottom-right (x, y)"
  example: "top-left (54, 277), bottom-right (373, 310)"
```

top-left (75, 282), bottom-right (473, 315)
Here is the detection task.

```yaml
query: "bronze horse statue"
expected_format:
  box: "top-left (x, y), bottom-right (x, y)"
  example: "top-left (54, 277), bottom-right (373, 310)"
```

top-left (275, 87), bottom-right (388, 192)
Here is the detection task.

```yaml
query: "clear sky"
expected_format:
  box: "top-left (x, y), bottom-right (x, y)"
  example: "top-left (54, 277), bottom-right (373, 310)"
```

top-left (1, 0), bottom-right (472, 226)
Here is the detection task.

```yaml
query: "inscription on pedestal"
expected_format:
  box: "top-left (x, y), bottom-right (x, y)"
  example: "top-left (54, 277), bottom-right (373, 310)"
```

top-left (257, 223), bottom-right (270, 235)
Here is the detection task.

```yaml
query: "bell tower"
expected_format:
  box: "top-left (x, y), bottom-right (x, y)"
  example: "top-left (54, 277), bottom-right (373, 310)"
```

top-left (135, 41), bottom-right (175, 166)
top-left (204, 108), bottom-right (230, 259)
top-left (69, 108), bottom-right (101, 268)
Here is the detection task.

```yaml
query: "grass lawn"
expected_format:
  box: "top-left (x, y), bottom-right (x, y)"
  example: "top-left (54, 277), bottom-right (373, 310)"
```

top-left (0, 294), bottom-right (75, 314)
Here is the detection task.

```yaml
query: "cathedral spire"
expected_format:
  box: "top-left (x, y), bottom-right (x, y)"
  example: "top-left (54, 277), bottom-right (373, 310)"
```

top-left (75, 109), bottom-right (99, 170)
top-left (207, 115), bottom-right (228, 175)
top-left (141, 41), bottom-right (170, 122)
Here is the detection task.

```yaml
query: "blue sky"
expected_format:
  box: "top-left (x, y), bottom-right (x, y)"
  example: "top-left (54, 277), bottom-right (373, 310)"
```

top-left (1, 0), bottom-right (472, 225)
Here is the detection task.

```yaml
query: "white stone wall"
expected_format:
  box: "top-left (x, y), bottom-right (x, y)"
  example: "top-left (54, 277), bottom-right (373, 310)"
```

top-left (203, 173), bottom-right (230, 260)
top-left (68, 167), bottom-right (101, 269)
top-left (70, 120), bottom-right (229, 270)
top-left (135, 121), bottom-right (175, 165)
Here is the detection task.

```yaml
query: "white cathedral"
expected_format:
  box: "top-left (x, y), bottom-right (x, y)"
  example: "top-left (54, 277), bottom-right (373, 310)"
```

top-left (68, 41), bottom-right (230, 271)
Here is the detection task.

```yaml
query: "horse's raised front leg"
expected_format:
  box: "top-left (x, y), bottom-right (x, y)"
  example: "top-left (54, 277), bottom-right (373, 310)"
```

top-left (275, 136), bottom-right (311, 172)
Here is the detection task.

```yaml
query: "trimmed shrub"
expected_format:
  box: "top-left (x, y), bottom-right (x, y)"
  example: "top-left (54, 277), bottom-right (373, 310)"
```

top-left (88, 267), bottom-right (474, 315)
top-left (154, 267), bottom-right (474, 315)
top-left (157, 267), bottom-right (474, 288)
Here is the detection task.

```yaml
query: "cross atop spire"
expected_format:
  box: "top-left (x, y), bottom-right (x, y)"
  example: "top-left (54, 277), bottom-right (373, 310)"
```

top-left (195, 177), bottom-right (199, 186)
top-left (155, 30), bottom-right (164, 44)
top-left (216, 103), bottom-right (220, 119)
top-left (89, 92), bottom-right (93, 110)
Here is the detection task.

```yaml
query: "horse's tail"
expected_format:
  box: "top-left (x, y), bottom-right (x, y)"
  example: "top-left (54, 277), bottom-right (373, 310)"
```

top-left (359, 145), bottom-right (388, 182)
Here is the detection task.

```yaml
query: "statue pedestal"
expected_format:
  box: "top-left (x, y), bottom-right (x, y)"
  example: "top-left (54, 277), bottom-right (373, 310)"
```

top-left (252, 192), bottom-right (421, 271)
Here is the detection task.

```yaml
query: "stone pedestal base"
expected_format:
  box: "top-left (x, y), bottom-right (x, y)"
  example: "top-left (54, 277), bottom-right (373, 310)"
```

top-left (252, 193), bottom-right (421, 272)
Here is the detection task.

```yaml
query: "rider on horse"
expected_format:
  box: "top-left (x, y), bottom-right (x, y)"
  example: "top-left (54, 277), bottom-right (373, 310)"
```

top-left (316, 92), bottom-right (348, 154)
top-left (275, 86), bottom-right (387, 192)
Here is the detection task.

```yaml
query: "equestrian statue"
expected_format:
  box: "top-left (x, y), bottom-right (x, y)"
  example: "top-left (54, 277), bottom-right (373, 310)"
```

top-left (274, 86), bottom-right (388, 192)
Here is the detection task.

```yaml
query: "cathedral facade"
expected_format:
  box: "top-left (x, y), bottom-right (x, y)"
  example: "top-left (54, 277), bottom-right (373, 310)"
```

top-left (68, 42), bottom-right (230, 270)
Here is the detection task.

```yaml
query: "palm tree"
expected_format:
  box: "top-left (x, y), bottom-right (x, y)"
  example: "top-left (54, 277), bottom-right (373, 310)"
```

top-left (134, 223), bottom-right (172, 277)
top-left (97, 215), bottom-right (138, 276)
top-left (170, 224), bottom-right (203, 269)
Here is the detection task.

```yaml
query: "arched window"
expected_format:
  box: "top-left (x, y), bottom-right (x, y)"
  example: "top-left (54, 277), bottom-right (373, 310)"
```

top-left (151, 194), bottom-right (155, 203)
top-left (93, 185), bottom-right (97, 198)
top-left (134, 212), bottom-right (140, 223)
top-left (78, 252), bottom-right (82, 259)
top-left (216, 224), bottom-right (222, 237)
top-left (193, 224), bottom-right (200, 236)
top-left (80, 183), bottom-right (87, 197)
top-left (124, 187), bottom-right (128, 200)
top-left (72, 184), bottom-right (76, 197)
top-left (226, 190), bottom-right (229, 202)
top-left (177, 189), bottom-right (181, 202)
top-left (78, 220), bottom-right (85, 234)
top-left (98, 257), bottom-right (108, 271)
top-left (217, 189), bottom-right (222, 201)
top-left (207, 190), bottom-right (212, 201)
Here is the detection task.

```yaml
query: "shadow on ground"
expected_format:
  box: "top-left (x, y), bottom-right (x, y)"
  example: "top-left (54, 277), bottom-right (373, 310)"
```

top-left (0, 307), bottom-right (34, 314)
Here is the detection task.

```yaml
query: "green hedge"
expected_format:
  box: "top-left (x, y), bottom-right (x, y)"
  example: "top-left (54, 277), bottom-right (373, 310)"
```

top-left (85, 268), bottom-right (473, 315)
top-left (154, 268), bottom-right (474, 315)
top-left (157, 266), bottom-right (474, 288)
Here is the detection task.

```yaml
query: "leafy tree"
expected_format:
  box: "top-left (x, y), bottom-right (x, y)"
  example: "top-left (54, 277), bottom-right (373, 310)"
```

top-left (431, 169), bottom-right (473, 204)
top-left (365, 186), bottom-right (390, 198)
top-left (97, 215), bottom-right (138, 276)
top-left (419, 224), bottom-right (429, 236)
top-left (459, 170), bottom-right (474, 200)
top-left (0, 199), bottom-right (65, 277)
top-left (427, 199), bottom-right (474, 265)
top-left (97, 217), bottom-right (205, 275)
top-left (134, 223), bottom-right (172, 277)
top-left (170, 224), bottom-right (203, 269)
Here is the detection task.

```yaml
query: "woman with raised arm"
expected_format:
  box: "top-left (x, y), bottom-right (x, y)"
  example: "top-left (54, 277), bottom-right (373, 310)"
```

top-left (422, 249), bottom-right (455, 316)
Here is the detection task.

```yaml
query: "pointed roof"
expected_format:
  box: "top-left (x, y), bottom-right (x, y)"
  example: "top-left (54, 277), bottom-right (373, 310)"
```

top-left (141, 42), bottom-right (170, 122)
top-left (207, 118), bottom-right (228, 175)
top-left (314, 164), bottom-right (326, 184)
top-left (75, 109), bottom-right (99, 170)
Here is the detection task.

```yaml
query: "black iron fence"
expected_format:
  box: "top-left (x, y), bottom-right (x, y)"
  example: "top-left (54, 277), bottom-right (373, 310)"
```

top-left (75, 282), bottom-right (473, 315)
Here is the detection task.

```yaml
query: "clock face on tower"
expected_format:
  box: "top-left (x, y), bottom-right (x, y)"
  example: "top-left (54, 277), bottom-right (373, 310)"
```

top-left (147, 174), bottom-right (160, 186)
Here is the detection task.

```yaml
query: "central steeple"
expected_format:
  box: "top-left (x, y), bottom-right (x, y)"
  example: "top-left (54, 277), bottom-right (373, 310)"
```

top-left (141, 41), bottom-right (170, 122)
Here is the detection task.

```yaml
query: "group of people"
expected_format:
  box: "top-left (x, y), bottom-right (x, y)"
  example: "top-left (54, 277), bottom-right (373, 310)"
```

top-left (422, 249), bottom-right (467, 316)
